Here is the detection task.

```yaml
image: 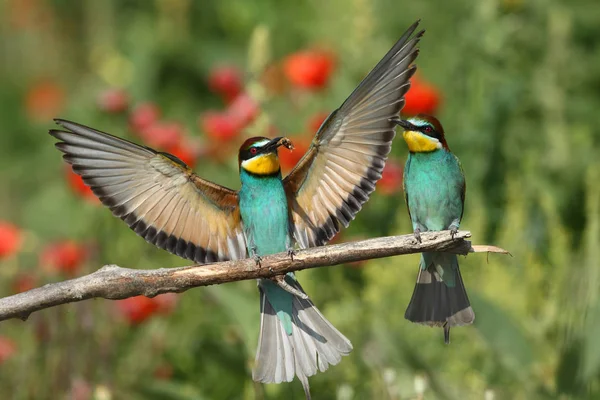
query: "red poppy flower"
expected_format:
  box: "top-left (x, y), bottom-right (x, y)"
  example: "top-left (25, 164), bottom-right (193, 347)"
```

top-left (40, 240), bottom-right (88, 276)
top-left (139, 121), bottom-right (184, 149)
top-left (129, 103), bottom-right (161, 135)
top-left (97, 88), bottom-right (129, 113)
top-left (283, 50), bottom-right (335, 90)
top-left (115, 296), bottom-right (160, 325)
top-left (227, 93), bottom-right (260, 127)
top-left (200, 111), bottom-right (241, 143)
top-left (402, 76), bottom-right (442, 116)
top-left (208, 65), bottom-right (243, 103)
top-left (25, 79), bottom-right (65, 122)
top-left (0, 222), bottom-right (22, 259)
top-left (307, 112), bottom-right (329, 133)
top-left (377, 160), bottom-right (404, 195)
top-left (153, 293), bottom-right (179, 315)
top-left (65, 167), bottom-right (100, 204)
top-left (0, 337), bottom-right (16, 364)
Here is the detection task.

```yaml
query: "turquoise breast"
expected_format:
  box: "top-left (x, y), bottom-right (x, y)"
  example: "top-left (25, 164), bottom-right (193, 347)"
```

top-left (238, 169), bottom-right (290, 256)
top-left (404, 150), bottom-right (464, 231)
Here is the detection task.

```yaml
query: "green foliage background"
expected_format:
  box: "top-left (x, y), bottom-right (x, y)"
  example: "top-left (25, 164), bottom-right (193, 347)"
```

top-left (1, 0), bottom-right (599, 399)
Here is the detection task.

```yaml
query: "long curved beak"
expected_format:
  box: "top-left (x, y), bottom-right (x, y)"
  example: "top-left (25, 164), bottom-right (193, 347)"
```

top-left (261, 137), bottom-right (285, 153)
top-left (390, 118), bottom-right (416, 131)
top-left (260, 137), bottom-right (294, 154)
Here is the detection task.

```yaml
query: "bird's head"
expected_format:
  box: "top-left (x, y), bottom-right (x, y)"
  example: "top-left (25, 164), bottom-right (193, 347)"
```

top-left (393, 114), bottom-right (448, 152)
top-left (238, 136), bottom-right (294, 175)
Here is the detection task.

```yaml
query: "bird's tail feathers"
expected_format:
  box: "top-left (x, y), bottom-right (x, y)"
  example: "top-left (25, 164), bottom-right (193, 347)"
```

top-left (253, 280), bottom-right (352, 399)
top-left (404, 252), bottom-right (474, 343)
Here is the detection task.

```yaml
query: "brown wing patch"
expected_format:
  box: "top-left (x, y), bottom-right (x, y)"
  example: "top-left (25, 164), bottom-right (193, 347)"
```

top-left (50, 119), bottom-right (247, 263)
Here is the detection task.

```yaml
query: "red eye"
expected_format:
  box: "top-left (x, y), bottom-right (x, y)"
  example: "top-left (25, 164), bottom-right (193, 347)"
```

top-left (250, 148), bottom-right (258, 155)
top-left (423, 126), bottom-right (432, 133)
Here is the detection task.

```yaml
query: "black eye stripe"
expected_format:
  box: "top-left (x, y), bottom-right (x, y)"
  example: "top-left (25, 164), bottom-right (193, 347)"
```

top-left (240, 145), bottom-right (265, 161)
top-left (416, 125), bottom-right (441, 140)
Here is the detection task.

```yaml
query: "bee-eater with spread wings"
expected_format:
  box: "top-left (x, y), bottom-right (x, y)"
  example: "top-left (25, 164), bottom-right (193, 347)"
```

top-left (49, 21), bottom-right (423, 399)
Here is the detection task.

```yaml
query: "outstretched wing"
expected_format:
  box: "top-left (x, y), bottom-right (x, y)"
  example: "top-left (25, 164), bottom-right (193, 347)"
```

top-left (50, 119), bottom-right (247, 263)
top-left (283, 21), bottom-right (423, 248)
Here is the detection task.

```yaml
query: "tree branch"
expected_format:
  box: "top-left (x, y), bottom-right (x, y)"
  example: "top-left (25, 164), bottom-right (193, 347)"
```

top-left (0, 231), bottom-right (508, 322)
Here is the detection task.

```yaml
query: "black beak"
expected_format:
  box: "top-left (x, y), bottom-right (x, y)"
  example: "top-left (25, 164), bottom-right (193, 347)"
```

top-left (390, 117), bottom-right (416, 131)
top-left (260, 137), bottom-right (285, 153)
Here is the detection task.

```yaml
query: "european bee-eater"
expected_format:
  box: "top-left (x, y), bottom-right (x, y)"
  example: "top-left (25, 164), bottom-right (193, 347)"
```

top-left (392, 114), bottom-right (474, 344)
top-left (49, 21), bottom-right (423, 398)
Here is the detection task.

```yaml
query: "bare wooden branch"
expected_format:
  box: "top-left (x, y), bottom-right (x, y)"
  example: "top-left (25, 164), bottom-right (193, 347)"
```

top-left (0, 231), bottom-right (508, 322)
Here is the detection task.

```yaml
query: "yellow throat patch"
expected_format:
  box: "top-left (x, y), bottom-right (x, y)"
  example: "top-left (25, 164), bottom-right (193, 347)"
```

top-left (403, 130), bottom-right (442, 153)
top-left (241, 153), bottom-right (280, 175)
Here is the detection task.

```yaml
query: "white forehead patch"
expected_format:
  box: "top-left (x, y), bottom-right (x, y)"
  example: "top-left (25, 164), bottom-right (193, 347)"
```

top-left (407, 118), bottom-right (431, 128)
top-left (250, 139), bottom-right (270, 148)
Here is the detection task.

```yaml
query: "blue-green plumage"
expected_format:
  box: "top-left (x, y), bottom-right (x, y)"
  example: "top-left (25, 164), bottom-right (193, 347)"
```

top-left (237, 136), bottom-right (353, 399)
top-left (404, 150), bottom-right (464, 287)
top-left (394, 114), bottom-right (474, 344)
top-left (239, 169), bottom-right (294, 335)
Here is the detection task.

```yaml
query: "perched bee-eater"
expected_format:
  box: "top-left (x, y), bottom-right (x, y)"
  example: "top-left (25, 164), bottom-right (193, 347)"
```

top-left (49, 21), bottom-right (422, 398)
top-left (392, 114), bottom-right (474, 344)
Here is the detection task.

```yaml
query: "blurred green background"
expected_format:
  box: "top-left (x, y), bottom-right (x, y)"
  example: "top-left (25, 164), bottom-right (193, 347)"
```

top-left (1, 0), bottom-right (600, 399)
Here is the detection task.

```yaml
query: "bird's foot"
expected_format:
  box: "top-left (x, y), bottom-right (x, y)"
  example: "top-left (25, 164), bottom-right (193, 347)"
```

top-left (413, 228), bottom-right (422, 244)
top-left (449, 224), bottom-right (459, 239)
top-left (270, 275), bottom-right (309, 300)
top-left (287, 248), bottom-right (296, 261)
top-left (253, 254), bottom-right (263, 268)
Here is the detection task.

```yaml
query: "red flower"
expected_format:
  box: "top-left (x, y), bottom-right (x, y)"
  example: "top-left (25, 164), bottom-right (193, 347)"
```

top-left (116, 296), bottom-right (160, 325)
top-left (228, 93), bottom-right (260, 127)
top-left (0, 222), bottom-right (22, 259)
top-left (279, 138), bottom-right (310, 174)
top-left (377, 160), bottom-right (404, 195)
top-left (154, 293), bottom-right (179, 314)
top-left (0, 336), bottom-right (16, 364)
top-left (65, 167), bottom-right (100, 204)
top-left (208, 65), bottom-right (243, 103)
top-left (284, 50), bottom-right (335, 90)
top-left (139, 121), bottom-right (184, 149)
top-left (25, 79), bottom-right (65, 122)
top-left (12, 273), bottom-right (37, 293)
top-left (307, 112), bottom-right (329, 133)
top-left (402, 76), bottom-right (442, 116)
top-left (97, 88), bottom-right (129, 113)
top-left (129, 103), bottom-right (161, 135)
top-left (41, 241), bottom-right (88, 276)
top-left (200, 111), bottom-right (241, 142)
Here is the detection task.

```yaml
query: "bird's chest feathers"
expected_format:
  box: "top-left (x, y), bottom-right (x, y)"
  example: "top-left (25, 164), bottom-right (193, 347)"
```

top-left (405, 151), bottom-right (464, 230)
top-left (239, 172), bottom-right (289, 254)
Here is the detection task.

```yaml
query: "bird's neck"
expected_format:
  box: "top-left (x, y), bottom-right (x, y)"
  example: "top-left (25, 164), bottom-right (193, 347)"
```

top-left (239, 168), bottom-right (283, 193)
top-left (409, 148), bottom-right (448, 161)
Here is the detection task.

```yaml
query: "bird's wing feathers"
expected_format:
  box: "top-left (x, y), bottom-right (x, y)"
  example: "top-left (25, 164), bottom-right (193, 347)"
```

top-left (283, 21), bottom-right (423, 248)
top-left (50, 119), bottom-right (247, 263)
